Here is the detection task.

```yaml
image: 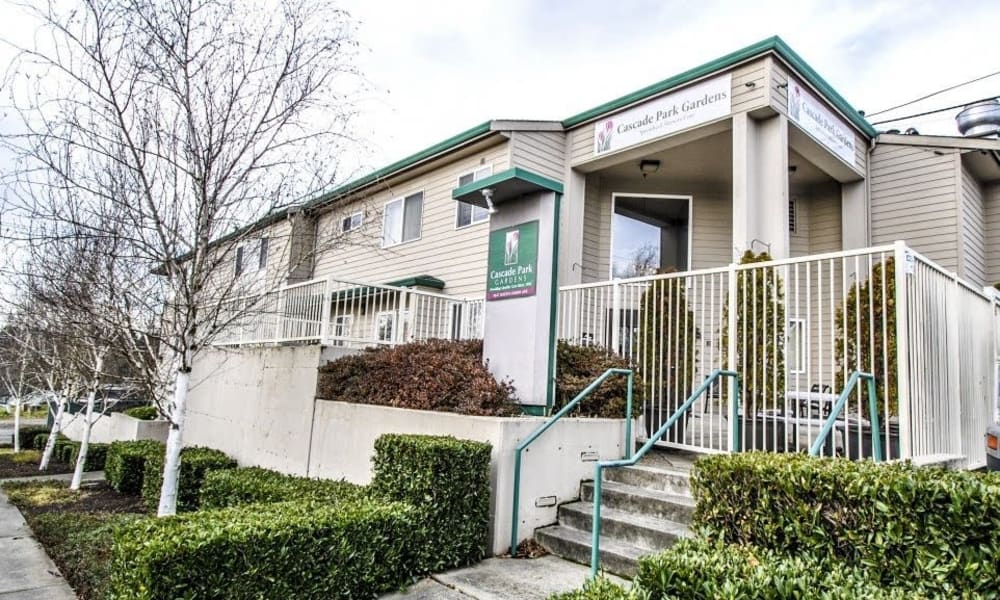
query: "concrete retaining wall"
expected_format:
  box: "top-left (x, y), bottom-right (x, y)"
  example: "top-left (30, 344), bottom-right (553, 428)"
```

top-left (183, 346), bottom-right (632, 555)
top-left (60, 412), bottom-right (168, 444)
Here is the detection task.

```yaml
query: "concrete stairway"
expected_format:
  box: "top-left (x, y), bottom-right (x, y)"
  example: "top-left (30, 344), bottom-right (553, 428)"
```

top-left (534, 452), bottom-right (695, 578)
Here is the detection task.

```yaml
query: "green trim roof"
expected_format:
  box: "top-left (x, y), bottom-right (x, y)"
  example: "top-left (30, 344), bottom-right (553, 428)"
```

top-left (385, 275), bottom-right (445, 290)
top-left (561, 35), bottom-right (876, 137)
top-left (451, 167), bottom-right (564, 202)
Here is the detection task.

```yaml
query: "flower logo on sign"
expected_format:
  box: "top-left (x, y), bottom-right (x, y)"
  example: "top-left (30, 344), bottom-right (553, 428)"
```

top-left (596, 119), bottom-right (614, 153)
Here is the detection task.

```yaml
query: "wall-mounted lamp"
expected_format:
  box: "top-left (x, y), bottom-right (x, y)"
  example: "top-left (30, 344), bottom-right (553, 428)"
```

top-left (639, 159), bottom-right (661, 179)
top-left (481, 188), bottom-right (497, 214)
top-left (776, 82), bottom-right (788, 89)
top-left (744, 81), bottom-right (756, 88)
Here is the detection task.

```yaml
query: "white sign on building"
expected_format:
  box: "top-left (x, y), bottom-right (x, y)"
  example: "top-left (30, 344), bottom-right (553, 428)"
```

top-left (593, 74), bottom-right (732, 156)
top-left (787, 77), bottom-right (856, 164)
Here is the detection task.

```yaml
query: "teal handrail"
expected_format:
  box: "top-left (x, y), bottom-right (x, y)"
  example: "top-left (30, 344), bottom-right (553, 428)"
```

top-left (808, 371), bottom-right (882, 461)
top-left (589, 369), bottom-right (741, 578)
top-left (509, 368), bottom-right (634, 556)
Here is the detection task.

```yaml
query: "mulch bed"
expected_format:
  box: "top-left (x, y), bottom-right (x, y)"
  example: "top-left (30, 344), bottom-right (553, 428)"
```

top-left (0, 451), bottom-right (75, 479)
top-left (15, 481), bottom-right (147, 518)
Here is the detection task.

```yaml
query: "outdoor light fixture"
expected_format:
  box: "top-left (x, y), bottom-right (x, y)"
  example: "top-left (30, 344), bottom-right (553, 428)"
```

top-left (481, 188), bottom-right (497, 214)
top-left (639, 159), bottom-right (661, 177)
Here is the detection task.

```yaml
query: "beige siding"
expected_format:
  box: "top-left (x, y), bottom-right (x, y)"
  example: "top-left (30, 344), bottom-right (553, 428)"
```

top-left (311, 141), bottom-right (510, 296)
top-left (808, 185), bottom-right (843, 254)
top-left (789, 195), bottom-right (809, 257)
top-left (509, 131), bottom-right (566, 182)
top-left (870, 144), bottom-right (960, 271)
top-left (568, 59), bottom-right (768, 166)
top-left (986, 184), bottom-right (1000, 286)
top-left (579, 175), bottom-right (733, 281)
top-left (959, 165), bottom-right (986, 286)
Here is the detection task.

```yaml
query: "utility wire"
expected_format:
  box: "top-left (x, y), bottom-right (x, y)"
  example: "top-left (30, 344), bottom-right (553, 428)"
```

top-left (866, 69), bottom-right (1000, 118)
top-left (870, 94), bottom-right (999, 126)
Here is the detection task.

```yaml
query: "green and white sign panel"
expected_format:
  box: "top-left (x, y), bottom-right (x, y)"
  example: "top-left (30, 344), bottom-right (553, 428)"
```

top-left (487, 220), bottom-right (538, 301)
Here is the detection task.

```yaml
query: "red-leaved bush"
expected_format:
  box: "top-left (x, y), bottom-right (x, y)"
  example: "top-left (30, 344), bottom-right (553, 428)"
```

top-left (316, 340), bottom-right (518, 416)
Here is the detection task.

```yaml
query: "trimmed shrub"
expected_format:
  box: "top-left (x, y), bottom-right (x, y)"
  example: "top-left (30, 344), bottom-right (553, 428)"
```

top-left (370, 434), bottom-right (491, 572)
top-left (122, 406), bottom-right (158, 420)
top-left (200, 467), bottom-right (365, 509)
top-left (19, 425), bottom-right (53, 450)
top-left (33, 432), bottom-right (69, 451)
top-left (65, 442), bottom-right (109, 471)
top-left (316, 339), bottom-right (519, 416)
top-left (554, 342), bottom-right (637, 418)
top-left (692, 453), bottom-right (1000, 595)
top-left (634, 538), bottom-right (911, 600)
top-left (107, 499), bottom-right (419, 600)
top-left (141, 446), bottom-right (236, 512)
top-left (105, 441), bottom-right (164, 495)
top-left (548, 577), bottom-right (643, 600)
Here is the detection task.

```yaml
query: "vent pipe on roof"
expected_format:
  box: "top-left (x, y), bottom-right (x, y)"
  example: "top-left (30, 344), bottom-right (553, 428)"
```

top-left (956, 99), bottom-right (1000, 138)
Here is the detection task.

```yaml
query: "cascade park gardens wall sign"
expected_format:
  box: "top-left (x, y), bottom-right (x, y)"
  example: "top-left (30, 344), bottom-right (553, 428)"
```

top-left (786, 77), bottom-right (855, 164)
top-left (486, 221), bottom-right (539, 301)
top-left (594, 73), bottom-right (731, 156)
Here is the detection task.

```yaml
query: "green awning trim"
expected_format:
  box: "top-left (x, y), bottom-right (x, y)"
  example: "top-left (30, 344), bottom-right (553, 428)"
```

top-left (384, 275), bottom-right (446, 290)
top-left (452, 167), bottom-right (564, 207)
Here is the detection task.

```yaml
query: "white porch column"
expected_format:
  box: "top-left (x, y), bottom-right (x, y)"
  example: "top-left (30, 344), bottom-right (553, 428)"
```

top-left (841, 180), bottom-right (868, 250)
top-left (559, 168), bottom-right (586, 285)
top-left (732, 113), bottom-right (790, 259)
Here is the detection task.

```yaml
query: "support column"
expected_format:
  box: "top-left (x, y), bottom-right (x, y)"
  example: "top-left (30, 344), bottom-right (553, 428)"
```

top-left (841, 180), bottom-right (868, 250)
top-left (732, 113), bottom-right (790, 259)
top-left (559, 169), bottom-right (586, 285)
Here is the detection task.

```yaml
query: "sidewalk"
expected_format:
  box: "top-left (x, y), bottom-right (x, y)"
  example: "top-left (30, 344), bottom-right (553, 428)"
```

top-left (0, 485), bottom-right (76, 599)
top-left (381, 555), bottom-right (627, 600)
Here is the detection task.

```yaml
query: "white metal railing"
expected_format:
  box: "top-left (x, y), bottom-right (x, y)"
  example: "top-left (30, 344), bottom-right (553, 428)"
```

top-left (558, 242), bottom-right (998, 468)
top-left (212, 276), bottom-right (483, 349)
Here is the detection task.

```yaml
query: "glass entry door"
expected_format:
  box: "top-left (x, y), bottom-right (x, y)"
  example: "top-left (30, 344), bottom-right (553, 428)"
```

top-left (610, 194), bottom-right (690, 278)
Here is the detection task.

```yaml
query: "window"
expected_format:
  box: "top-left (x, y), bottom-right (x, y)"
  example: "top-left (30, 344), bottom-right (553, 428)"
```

top-left (375, 312), bottom-right (395, 343)
top-left (455, 165), bottom-right (493, 228)
top-left (341, 212), bottom-right (362, 233)
top-left (787, 318), bottom-right (806, 374)
top-left (331, 315), bottom-right (353, 346)
top-left (235, 237), bottom-right (268, 276)
top-left (382, 192), bottom-right (423, 247)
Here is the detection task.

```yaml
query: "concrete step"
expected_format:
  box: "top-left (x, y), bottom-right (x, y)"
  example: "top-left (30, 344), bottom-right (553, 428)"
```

top-left (580, 480), bottom-right (695, 524)
top-left (602, 463), bottom-right (692, 497)
top-left (534, 524), bottom-right (647, 578)
top-left (557, 501), bottom-right (689, 551)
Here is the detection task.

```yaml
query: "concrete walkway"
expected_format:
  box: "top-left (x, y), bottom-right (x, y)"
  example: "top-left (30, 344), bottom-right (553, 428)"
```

top-left (381, 556), bottom-right (627, 600)
top-left (0, 486), bottom-right (76, 600)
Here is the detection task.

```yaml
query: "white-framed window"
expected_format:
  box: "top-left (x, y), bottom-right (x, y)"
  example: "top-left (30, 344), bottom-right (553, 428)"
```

top-left (455, 165), bottom-right (493, 228)
top-left (382, 192), bottom-right (423, 247)
top-left (235, 237), bottom-right (268, 277)
top-left (332, 314), bottom-right (353, 345)
top-left (375, 311), bottom-right (396, 343)
top-left (787, 318), bottom-right (807, 374)
top-left (341, 212), bottom-right (363, 233)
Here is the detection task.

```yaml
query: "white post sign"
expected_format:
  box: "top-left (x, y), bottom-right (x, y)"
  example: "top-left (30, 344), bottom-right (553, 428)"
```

top-left (594, 74), bottom-right (731, 156)
top-left (787, 77), bottom-right (856, 164)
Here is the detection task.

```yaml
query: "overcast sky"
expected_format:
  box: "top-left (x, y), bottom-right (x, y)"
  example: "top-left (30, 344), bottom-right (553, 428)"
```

top-left (2, 0), bottom-right (999, 182)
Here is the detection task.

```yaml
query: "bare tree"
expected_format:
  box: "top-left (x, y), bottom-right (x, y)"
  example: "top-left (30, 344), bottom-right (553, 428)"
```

top-left (2, 0), bottom-right (363, 514)
top-left (0, 324), bottom-right (33, 453)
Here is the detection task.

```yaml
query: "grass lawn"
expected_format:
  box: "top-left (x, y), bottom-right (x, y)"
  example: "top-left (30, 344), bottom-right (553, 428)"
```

top-left (3, 480), bottom-right (148, 599)
top-left (0, 407), bottom-right (50, 420)
top-left (0, 448), bottom-right (74, 478)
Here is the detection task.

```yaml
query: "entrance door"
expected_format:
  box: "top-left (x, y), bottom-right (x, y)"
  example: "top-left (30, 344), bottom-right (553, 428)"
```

top-left (610, 194), bottom-right (691, 279)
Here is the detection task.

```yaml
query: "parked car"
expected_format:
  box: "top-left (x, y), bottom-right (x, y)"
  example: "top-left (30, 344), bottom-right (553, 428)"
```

top-left (987, 423), bottom-right (1000, 472)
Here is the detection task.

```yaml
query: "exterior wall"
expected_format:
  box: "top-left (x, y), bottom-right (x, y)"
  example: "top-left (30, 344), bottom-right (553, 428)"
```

top-left (508, 131), bottom-right (566, 183)
top-left (309, 400), bottom-right (630, 556)
top-left (870, 144), bottom-right (960, 271)
top-left (581, 175), bottom-right (732, 281)
top-left (60, 412), bottom-right (168, 445)
top-left (567, 58), bottom-right (769, 167)
top-left (959, 164), bottom-right (986, 287)
top-left (986, 183), bottom-right (1000, 286)
top-left (184, 345), bottom-right (323, 475)
top-left (311, 140), bottom-right (511, 297)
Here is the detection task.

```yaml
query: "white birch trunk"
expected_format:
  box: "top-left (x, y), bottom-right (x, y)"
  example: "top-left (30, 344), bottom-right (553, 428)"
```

top-left (71, 354), bottom-right (104, 491)
top-left (12, 398), bottom-right (21, 453)
top-left (157, 368), bottom-right (190, 517)
top-left (40, 397), bottom-right (66, 471)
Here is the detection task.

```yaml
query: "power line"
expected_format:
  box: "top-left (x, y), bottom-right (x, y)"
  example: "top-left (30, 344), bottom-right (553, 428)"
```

top-left (866, 69), bottom-right (1000, 118)
top-left (870, 94), bottom-right (999, 126)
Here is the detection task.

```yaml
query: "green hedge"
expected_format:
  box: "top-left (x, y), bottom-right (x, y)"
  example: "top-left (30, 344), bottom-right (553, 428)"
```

top-left (370, 434), bottom-right (492, 573)
top-left (200, 467), bottom-right (365, 509)
top-left (107, 500), bottom-right (419, 600)
top-left (105, 441), bottom-right (164, 495)
top-left (33, 432), bottom-right (70, 452)
top-left (692, 453), bottom-right (1000, 595)
top-left (65, 442), bottom-right (109, 472)
top-left (141, 446), bottom-right (236, 512)
top-left (633, 539), bottom-right (911, 600)
top-left (122, 406), bottom-right (158, 420)
top-left (19, 426), bottom-right (52, 450)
